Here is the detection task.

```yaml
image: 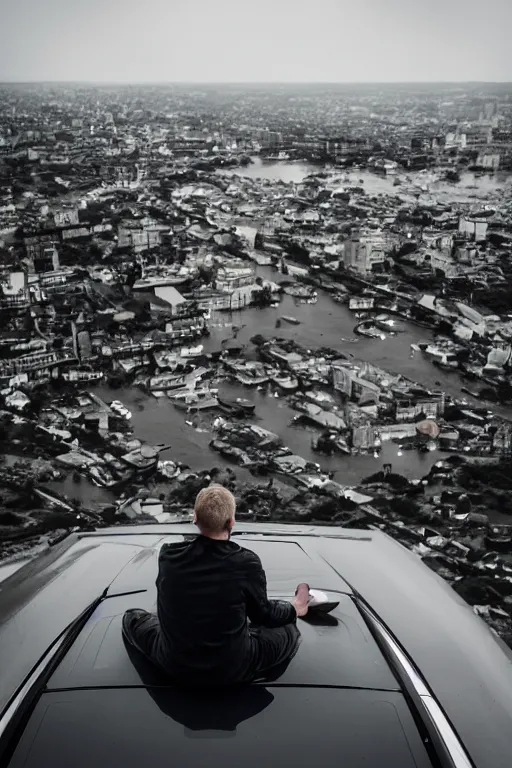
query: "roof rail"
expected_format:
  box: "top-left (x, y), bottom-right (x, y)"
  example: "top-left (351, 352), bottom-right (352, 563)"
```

top-left (0, 594), bottom-right (104, 764)
top-left (355, 597), bottom-right (474, 768)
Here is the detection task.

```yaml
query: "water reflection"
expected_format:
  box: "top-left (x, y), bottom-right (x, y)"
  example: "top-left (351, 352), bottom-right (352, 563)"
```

top-left (217, 157), bottom-right (317, 184)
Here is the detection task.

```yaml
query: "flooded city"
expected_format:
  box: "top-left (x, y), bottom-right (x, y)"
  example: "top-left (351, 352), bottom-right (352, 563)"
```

top-left (1, 80), bottom-right (512, 683)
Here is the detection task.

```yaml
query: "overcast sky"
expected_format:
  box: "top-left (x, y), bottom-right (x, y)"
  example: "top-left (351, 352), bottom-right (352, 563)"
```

top-left (1, 0), bottom-right (511, 83)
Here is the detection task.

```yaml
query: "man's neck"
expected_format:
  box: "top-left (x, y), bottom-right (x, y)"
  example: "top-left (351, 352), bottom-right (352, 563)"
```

top-left (199, 531), bottom-right (230, 541)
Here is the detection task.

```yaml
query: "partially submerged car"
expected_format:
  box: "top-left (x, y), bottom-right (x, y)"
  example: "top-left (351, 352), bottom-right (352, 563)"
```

top-left (1, 522), bottom-right (511, 768)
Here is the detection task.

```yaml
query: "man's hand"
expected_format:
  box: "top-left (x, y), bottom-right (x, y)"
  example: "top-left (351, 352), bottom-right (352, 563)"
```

top-left (292, 583), bottom-right (310, 618)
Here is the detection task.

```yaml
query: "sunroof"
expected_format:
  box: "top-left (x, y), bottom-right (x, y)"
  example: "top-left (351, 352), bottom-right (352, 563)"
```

top-left (8, 687), bottom-right (432, 768)
top-left (47, 592), bottom-right (398, 691)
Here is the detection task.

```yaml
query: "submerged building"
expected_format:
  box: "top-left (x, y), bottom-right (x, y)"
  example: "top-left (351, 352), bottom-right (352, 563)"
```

top-left (343, 231), bottom-right (388, 275)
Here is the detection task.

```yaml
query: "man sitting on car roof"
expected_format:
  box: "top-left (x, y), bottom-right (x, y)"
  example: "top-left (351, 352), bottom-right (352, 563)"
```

top-left (122, 484), bottom-right (310, 684)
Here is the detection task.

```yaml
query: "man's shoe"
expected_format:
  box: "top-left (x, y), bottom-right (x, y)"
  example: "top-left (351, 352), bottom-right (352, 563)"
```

top-left (307, 589), bottom-right (340, 614)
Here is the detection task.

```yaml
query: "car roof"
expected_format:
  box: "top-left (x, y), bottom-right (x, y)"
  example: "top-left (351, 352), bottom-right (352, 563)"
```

top-left (46, 589), bottom-right (398, 691)
top-left (1, 522), bottom-right (512, 768)
top-left (0, 526), bottom-right (366, 716)
top-left (7, 687), bottom-right (432, 768)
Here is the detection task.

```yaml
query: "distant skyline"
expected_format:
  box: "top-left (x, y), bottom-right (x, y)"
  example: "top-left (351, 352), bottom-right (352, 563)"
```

top-left (1, 0), bottom-right (511, 84)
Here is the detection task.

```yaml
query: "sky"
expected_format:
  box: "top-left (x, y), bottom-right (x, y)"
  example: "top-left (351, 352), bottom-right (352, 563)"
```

top-left (0, 0), bottom-right (511, 83)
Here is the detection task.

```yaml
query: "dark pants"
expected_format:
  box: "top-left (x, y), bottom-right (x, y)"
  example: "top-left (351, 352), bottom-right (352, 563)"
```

top-left (122, 608), bottom-right (301, 684)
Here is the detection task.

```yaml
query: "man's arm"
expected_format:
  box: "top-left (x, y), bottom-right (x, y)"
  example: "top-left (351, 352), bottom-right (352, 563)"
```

top-left (242, 552), bottom-right (297, 628)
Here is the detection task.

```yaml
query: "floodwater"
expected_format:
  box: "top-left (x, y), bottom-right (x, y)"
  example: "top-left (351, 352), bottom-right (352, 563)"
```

top-left (218, 156), bottom-right (511, 205)
top-left (219, 157), bottom-right (319, 184)
top-left (90, 382), bottom-right (447, 489)
top-left (69, 250), bottom-right (512, 510)
top-left (66, 159), bottom-right (512, 509)
top-left (82, 264), bottom-right (509, 501)
top-left (206, 262), bottom-right (510, 419)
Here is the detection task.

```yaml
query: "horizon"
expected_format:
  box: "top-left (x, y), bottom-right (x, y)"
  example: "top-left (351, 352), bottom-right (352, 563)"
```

top-left (1, 80), bottom-right (512, 87)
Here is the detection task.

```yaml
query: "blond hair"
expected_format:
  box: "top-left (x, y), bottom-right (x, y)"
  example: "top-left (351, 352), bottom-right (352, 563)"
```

top-left (194, 485), bottom-right (236, 534)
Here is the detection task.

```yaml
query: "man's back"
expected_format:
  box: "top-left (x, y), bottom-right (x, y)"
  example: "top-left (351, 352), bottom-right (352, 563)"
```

top-left (157, 535), bottom-right (256, 682)
top-left (123, 485), bottom-right (308, 685)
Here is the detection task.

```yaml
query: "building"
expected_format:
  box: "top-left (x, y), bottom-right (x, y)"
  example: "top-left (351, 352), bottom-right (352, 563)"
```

top-left (379, 423), bottom-right (418, 441)
top-left (422, 230), bottom-right (454, 251)
top-left (28, 270), bottom-right (68, 291)
top-left (349, 297), bottom-right (375, 311)
top-left (54, 208), bottom-right (79, 228)
top-left (331, 364), bottom-right (380, 403)
top-left (71, 322), bottom-right (94, 361)
top-left (316, 136), bottom-right (369, 160)
top-left (154, 286), bottom-right (187, 314)
top-left (3, 270), bottom-right (27, 295)
top-left (0, 292), bottom-right (31, 309)
top-left (0, 270), bottom-right (30, 308)
top-left (215, 264), bottom-right (256, 292)
top-left (343, 232), bottom-right (387, 275)
top-left (352, 424), bottom-right (378, 450)
top-left (61, 226), bottom-right (91, 241)
top-left (77, 330), bottom-right (93, 360)
top-left (0, 350), bottom-right (60, 376)
top-left (331, 365), bottom-right (353, 397)
top-left (24, 234), bottom-right (57, 264)
top-left (476, 151), bottom-right (500, 170)
top-left (351, 376), bottom-right (381, 403)
top-left (395, 395), bottom-right (445, 421)
top-left (258, 130), bottom-right (283, 150)
top-left (458, 216), bottom-right (488, 243)
top-left (118, 218), bottom-right (166, 253)
top-left (445, 131), bottom-right (466, 150)
top-left (463, 126), bottom-right (492, 148)
top-left (34, 246), bottom-right (60, 274)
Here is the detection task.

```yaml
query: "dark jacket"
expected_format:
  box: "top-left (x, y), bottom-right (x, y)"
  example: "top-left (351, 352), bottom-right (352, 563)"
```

top-left (156, 535), bottom-right (296, 682)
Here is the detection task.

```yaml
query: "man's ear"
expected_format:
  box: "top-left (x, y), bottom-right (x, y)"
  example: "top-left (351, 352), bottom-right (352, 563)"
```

top-left (229, 517), bottom-right (235, 530)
